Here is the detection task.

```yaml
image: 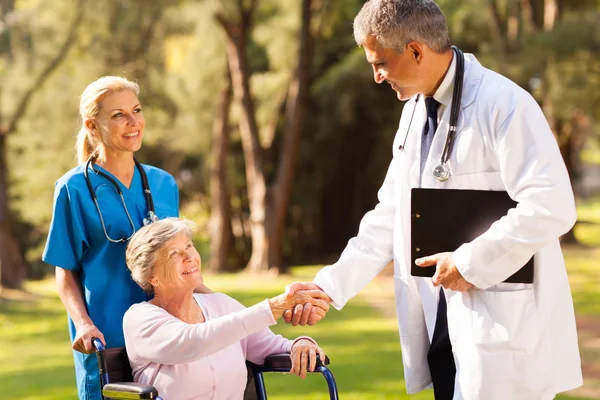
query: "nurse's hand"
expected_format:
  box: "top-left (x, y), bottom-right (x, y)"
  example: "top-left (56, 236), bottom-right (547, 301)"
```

top-left (416, 252), bottom-right (473, 292)
top-left (73, 323), bottom-right (105, 354)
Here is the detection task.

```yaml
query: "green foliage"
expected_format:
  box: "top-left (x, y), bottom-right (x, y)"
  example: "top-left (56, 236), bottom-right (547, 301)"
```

top-left (5, 0), bottom-right (600, 276)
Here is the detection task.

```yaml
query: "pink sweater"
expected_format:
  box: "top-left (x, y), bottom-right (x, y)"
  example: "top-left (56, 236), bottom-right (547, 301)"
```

top-left (123, 293), bottom-right (293, 400)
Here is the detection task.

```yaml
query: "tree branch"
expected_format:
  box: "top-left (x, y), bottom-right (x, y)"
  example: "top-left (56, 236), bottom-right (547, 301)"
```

top-left (5, 0), bottom-right (85, 135)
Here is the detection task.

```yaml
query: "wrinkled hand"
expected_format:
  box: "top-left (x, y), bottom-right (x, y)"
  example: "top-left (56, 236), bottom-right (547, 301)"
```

top-left (290, 338), bottom-right (326, 379)
top-left (73, 323), bottom-right (104, 354)
top-left (416, 252), bottom-right (473, 292)
top-left (269, 288), bottom-right (330, 320)
top-left (283, 282), bottom-right (332, 326)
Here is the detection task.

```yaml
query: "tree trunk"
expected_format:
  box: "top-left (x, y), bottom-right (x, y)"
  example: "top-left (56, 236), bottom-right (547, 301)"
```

top-left (208, 67), bottom-right (236, 273)
top-left (0, 134), bottom-right (26, 289)
top-left (220, 9), bottom-right (270, 273)
top-left (0, 0), bottom-right (84, 290)
top-left (544, 0), bottom-right (558, 31)
top-left (267, 0), bottom-right (314, 273)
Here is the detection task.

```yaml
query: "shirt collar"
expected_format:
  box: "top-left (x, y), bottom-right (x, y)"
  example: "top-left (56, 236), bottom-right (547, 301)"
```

top-left (431, 52), bottom-right (456, 107)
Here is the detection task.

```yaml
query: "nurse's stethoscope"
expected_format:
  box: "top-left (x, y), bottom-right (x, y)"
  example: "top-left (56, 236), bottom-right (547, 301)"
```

top-left (399, 45), bottom-right (465, 182)
top-left (83, 154), bottom-right (159, 243)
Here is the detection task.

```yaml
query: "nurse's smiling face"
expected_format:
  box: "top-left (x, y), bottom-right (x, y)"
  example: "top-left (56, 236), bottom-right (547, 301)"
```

top-left (152, 232), bottom-right (204, 293)
top-left (87, 90), bottom-right (145, 157)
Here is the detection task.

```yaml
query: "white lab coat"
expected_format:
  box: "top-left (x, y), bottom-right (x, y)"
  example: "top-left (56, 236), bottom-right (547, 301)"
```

top-left (313, 54), bottom-right (583, 399)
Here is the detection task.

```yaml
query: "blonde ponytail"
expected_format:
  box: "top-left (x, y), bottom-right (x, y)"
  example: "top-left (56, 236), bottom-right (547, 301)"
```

top-left (75, 76), bottom-right (140, 165)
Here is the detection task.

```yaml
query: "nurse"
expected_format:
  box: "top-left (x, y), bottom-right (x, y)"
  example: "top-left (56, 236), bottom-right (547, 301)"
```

top-left (42, 76), bottom-right (180, 400)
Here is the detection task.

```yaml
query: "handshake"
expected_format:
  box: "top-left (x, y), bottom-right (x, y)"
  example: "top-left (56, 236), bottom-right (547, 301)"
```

top-left (268, 282), bottom-right (331, 326)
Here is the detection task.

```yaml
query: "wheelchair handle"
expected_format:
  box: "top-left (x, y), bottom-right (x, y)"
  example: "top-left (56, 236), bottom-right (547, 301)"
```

top-left (92, 337), bottom-right (105, 352)
top-left (92, 337), bottom-right (110, 381)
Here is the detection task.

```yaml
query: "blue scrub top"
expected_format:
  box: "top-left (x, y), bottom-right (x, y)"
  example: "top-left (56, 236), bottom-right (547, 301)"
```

top-left (42, 162), bottom-right (179, 400)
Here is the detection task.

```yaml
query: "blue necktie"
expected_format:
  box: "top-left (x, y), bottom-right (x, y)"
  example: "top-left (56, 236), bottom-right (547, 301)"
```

top-left (420, 97), bottom-right (440, 179)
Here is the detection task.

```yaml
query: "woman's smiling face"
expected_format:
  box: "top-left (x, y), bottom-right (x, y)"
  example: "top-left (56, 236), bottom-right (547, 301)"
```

top-left (88, 90), bottom-right (145, 156)
top-left (152, 232), bottom-right (203, 292)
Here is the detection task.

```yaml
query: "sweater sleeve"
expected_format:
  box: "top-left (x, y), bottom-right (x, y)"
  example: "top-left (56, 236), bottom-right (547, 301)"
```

top-left (243, 328), bottom-right (293, 365)
top-left (123, 296), bottom-right (276, 366)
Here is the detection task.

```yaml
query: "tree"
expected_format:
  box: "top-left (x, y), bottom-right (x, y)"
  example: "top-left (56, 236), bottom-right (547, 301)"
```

top-left (0, 0), bottom-right (85, 289)
top-left (460, 0), bottom-right (600, 244)
top-left (208, 66), bottom-right (236, 272)
top-left (216, 0), bottom-right (315, 273)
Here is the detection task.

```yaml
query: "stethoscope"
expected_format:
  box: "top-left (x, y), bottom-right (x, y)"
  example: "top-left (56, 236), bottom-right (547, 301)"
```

top-left (83, 154), bottom-right (159, 243)
top-left (399, 45), bottom-right (465, 182)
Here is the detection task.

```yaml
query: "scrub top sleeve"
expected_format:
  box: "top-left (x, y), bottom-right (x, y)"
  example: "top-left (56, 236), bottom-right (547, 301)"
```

top-left (42, 182), bottom-right (88, 272)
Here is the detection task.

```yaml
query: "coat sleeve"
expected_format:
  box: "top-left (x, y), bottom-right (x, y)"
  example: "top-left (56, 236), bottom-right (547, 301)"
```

top-left (123, 296), bottom-right (276, 365)
top-left (313, 156), bottom-right (397, 309)
top-left (453, 92), bottom-right (577, 289)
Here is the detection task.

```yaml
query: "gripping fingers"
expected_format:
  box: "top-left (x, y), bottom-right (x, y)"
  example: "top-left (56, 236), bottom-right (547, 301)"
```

top-left (309, 298), bottom-right (330, 312)
top-left (300, 351), bottom-right (309, 378)
top-left (291, 304), bottom-right (304, 326)
top-left (309, 347), bottom-right (317, 372)
top-left (307, 307), bottom-right (326, 326)
top-left (283, 309), bottom-right (293, 324)
top-left (318, 347), bottom-right (326, 364)
top-left (290, 349), bottom-right (300, 375)
top-left (299, 303), bottom-right (312, 326)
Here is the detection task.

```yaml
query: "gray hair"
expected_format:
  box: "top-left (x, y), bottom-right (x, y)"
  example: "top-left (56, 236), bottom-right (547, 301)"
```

top-left (126, 218), bottom-right (195, 293)
top-left (353, 0), bottom-right (451, 53)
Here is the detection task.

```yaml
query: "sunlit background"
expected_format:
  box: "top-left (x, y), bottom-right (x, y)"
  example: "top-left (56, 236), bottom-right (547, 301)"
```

top-left (1, 0), bottom-right (599, 399)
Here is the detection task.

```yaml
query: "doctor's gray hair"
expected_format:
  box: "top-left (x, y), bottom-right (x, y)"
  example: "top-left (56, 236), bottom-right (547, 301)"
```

top-left (75, 76), bottom-right (140, 165)
top-left (353, 0), bottom-right (451, 53)
top-left (126, 218), bottom-right (195, 293)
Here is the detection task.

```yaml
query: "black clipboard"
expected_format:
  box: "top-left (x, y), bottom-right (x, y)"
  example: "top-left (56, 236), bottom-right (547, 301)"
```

top-left (410, 188), bottom-right (534, 284)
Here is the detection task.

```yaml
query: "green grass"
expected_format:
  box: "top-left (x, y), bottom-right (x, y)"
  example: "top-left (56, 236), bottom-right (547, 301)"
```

top-left (0, 263), bottom-right (594, 400)
top-left (2, 196), bottom-right (600, 399)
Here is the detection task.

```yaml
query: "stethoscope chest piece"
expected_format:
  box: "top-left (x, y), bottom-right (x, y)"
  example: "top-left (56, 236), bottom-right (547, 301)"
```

top-left (143, 211), bottom-right (159, 226)
top-left (432, 164), bottom-right (450, 182)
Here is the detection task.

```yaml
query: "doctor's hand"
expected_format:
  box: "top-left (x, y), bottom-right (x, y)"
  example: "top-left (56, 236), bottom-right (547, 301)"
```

top-left (283, 282), bottom-right (332, 326)
top-left (416, 252), bottom-right (473, 292)
top-left (73, 323), bottom-right (105, 354)
top-left (269, 288), bottom-right (330, 321)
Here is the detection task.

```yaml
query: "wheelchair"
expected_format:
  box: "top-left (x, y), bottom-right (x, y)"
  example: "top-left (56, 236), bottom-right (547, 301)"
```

top-left (92, 338), bottom-right (339, 400)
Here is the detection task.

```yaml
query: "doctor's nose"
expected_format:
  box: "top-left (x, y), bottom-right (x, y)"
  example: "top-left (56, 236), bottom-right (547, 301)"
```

top-left (373, 69), bottom-right (385, 84)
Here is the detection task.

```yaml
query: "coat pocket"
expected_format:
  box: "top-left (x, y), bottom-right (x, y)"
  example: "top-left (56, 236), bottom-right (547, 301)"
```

top-left (471, 287), bottom-right (539, 354)
top-left (393, 276), bottom-right (427, 338)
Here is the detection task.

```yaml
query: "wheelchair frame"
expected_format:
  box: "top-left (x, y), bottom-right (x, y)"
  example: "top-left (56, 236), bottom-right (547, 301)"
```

top-left (93, 338), bottom-right (339, 400)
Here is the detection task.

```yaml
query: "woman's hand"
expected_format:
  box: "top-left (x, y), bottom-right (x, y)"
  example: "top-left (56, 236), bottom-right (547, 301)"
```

top-left (73, 323), bottom-right (105, 354)
top-left (268, 290), bottom-right (330, 320)
top-left (290, 338), bottom-right (325, 379)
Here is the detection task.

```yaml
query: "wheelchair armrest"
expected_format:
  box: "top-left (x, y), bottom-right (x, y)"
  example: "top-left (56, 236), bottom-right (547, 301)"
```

top-left (102, 382), bottom-right (158, 399)
top-left (262, 352), bottom-right (330, 370)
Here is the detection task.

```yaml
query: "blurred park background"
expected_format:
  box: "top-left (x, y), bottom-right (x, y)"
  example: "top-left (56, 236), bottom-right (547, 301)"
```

top-left (1, 0), bottom-right (600, 399)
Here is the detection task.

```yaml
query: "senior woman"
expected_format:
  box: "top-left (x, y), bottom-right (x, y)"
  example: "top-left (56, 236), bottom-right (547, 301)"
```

top-left (123, 218), bottom-right (329, 399)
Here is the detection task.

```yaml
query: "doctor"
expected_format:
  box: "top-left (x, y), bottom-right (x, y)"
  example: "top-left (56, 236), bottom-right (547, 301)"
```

top-left (43, 76), bottom-right (203, 400)
top-left (284, 0), bottom-right (583, 399)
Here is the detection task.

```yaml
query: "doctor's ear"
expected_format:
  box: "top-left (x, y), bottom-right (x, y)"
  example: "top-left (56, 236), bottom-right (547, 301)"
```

top-left (407, 43), bottom-right (423, 63)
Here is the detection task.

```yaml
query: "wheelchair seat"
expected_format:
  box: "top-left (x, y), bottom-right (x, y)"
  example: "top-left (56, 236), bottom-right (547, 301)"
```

top-left (93, 338), bottom-right (338, 400)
